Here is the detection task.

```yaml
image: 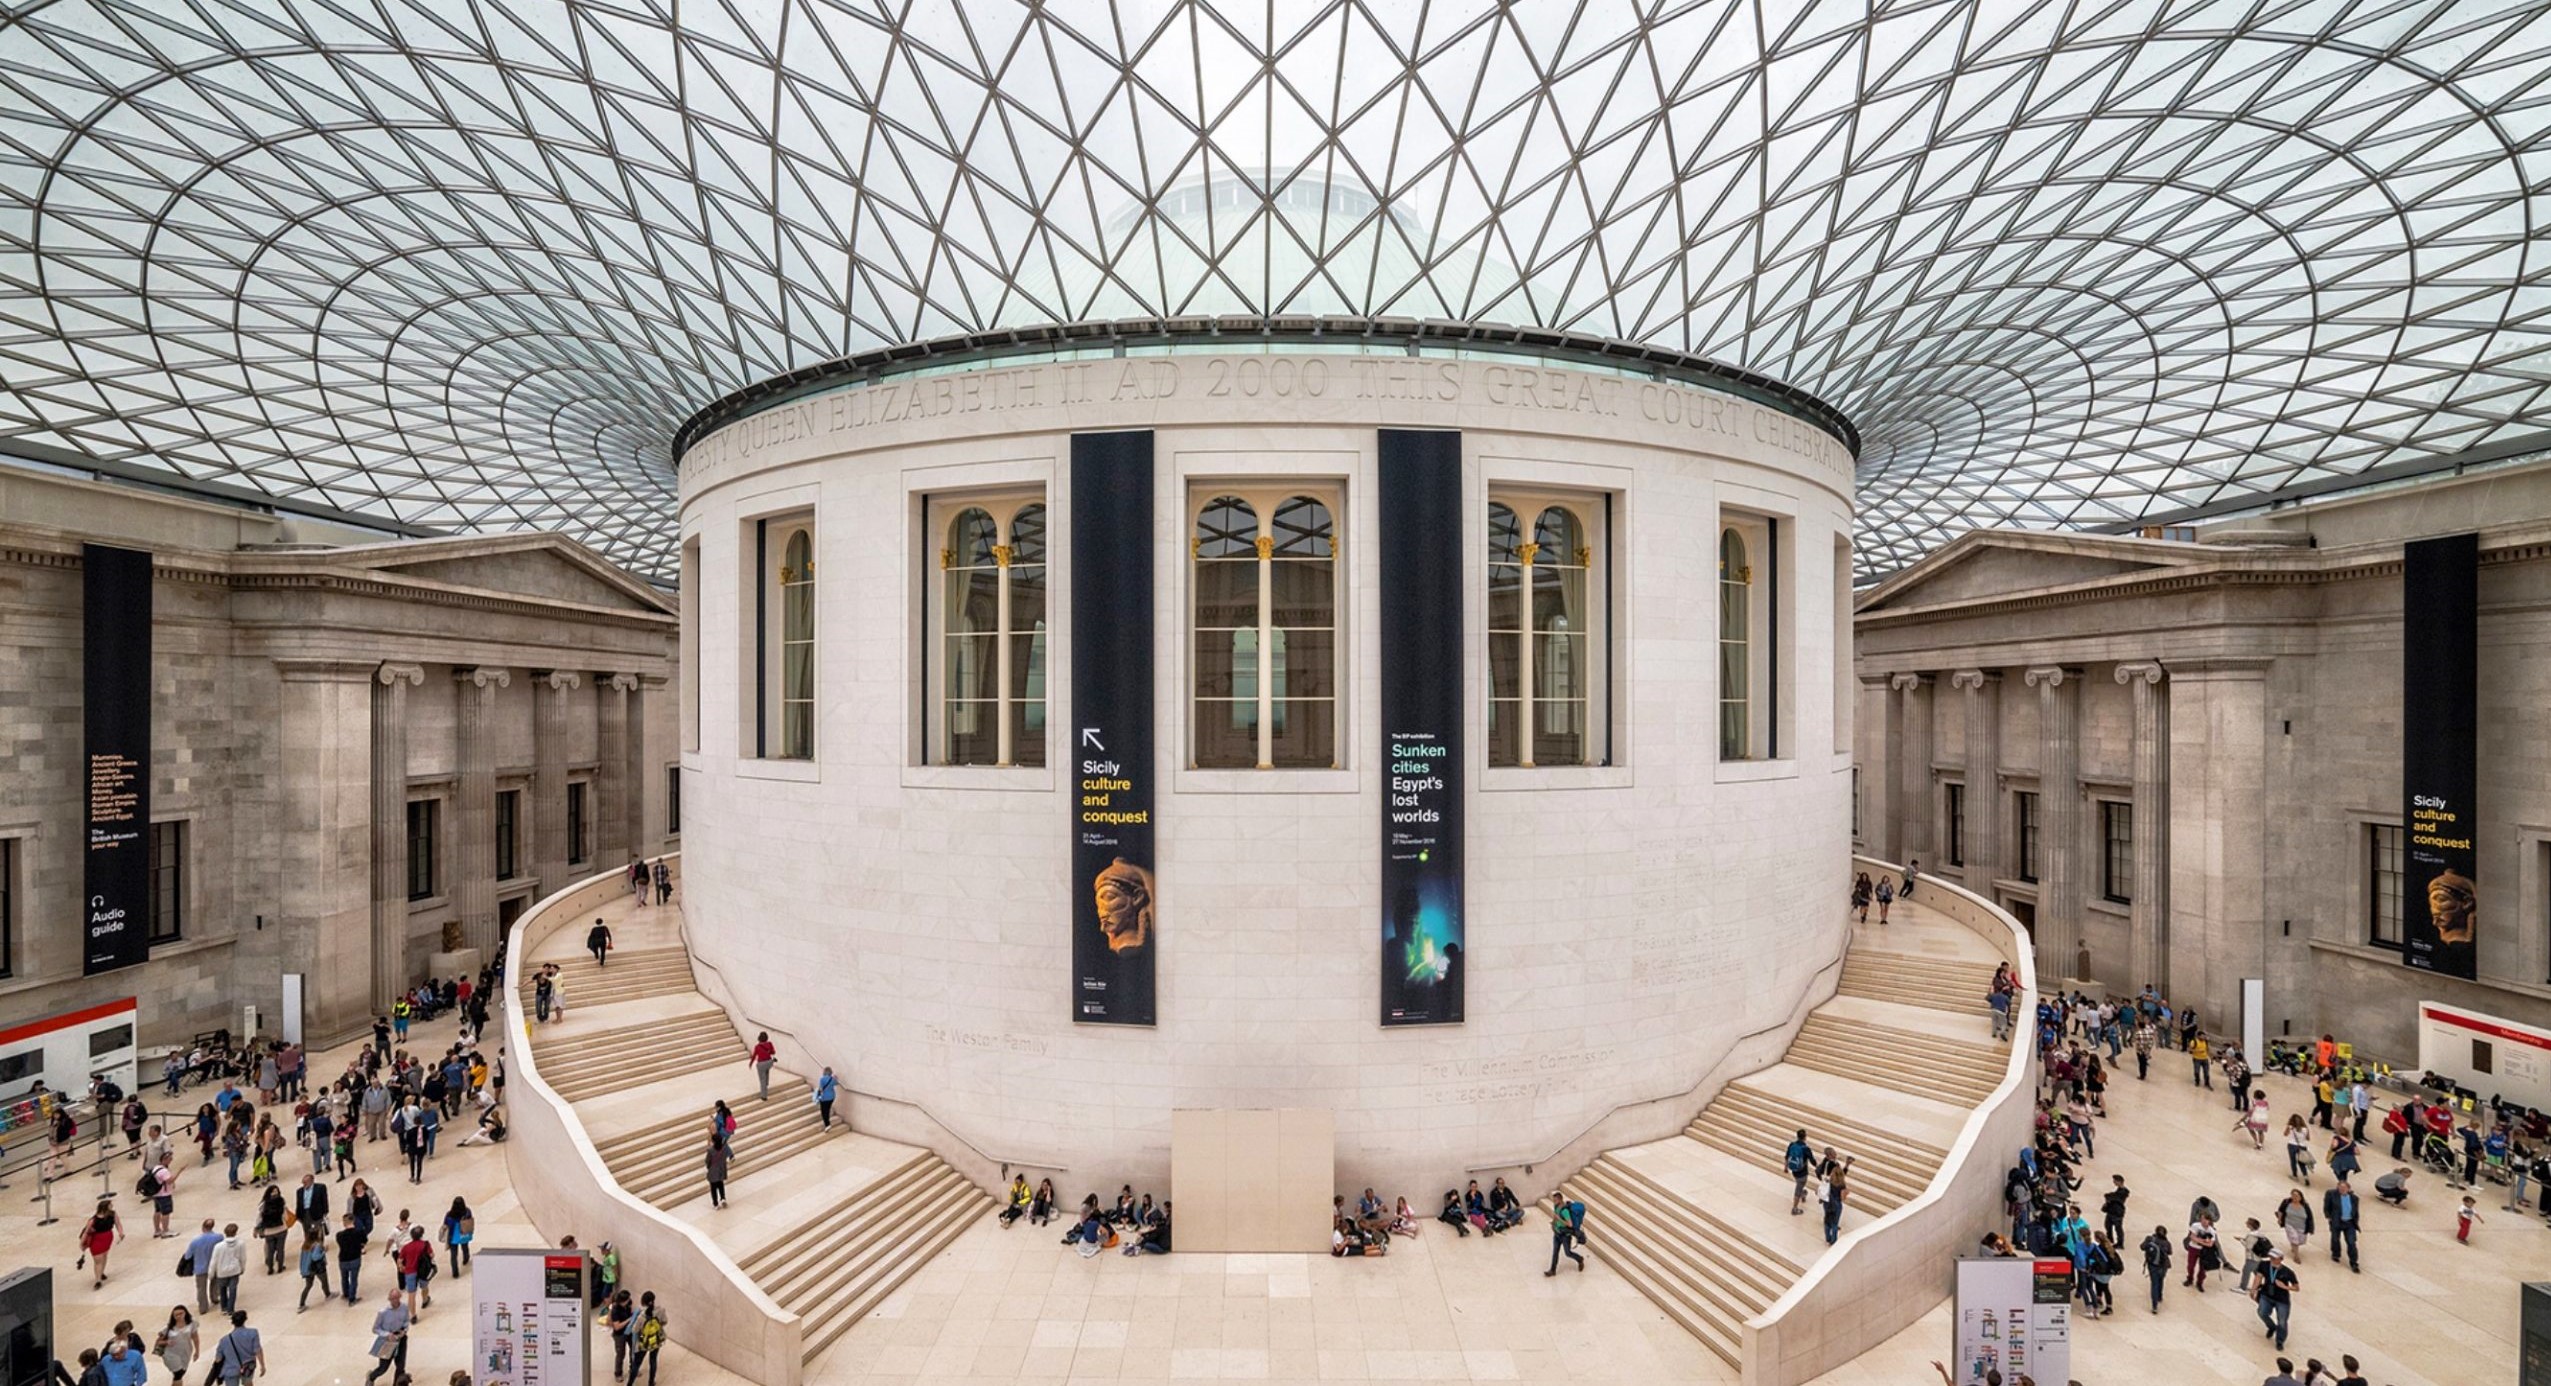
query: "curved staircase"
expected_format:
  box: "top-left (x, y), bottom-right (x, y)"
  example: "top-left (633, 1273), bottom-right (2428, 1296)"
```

top-left (521, 895), bottom-right (991, 1369)
top-left (1550, 913), bottom-right (2013, 1369)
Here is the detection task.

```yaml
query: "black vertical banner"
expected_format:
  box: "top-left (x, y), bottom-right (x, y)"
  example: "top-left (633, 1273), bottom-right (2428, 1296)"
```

top-left (2403, 532), bottom-right (2479, 979)
top-left (1070, 432), bottom-right (1157, 1025)
top-left (83, 544), bottom-right (153, 975)
top-left (1379, 429), bottom-right (1466, 1026)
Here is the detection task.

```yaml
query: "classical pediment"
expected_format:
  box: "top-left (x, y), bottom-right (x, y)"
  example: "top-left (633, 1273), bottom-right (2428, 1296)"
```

top-left (334, 535), bottom-right (673, 614)
top-left (1857, 533), bottom-right (2198, 613)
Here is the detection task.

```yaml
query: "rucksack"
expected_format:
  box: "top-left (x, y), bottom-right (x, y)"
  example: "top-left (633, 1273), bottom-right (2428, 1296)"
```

top-left (635, 1314), bottom-right (666, 1351)
top-left (136, 1165), bottom-right (160, 1198)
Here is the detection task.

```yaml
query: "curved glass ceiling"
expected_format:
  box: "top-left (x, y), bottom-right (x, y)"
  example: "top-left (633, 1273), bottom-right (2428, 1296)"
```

top-left (2, 1), bottom-right (2546, 581)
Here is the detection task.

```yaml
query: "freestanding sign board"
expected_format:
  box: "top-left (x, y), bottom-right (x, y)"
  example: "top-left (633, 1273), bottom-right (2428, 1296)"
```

top-left (82, 543), bottom-right (152, 975)
top-left (1377, 429), bottom-right (1466, 1026)
top-left (1949, 1256), bottom-right (2071, 1386)
top-left (1068, 430), bottom-right (1158, 1025)
top-left (471, 1247), bottom-right (590, 1386)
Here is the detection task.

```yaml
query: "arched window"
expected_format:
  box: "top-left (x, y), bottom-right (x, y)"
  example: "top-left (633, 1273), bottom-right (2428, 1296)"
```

top-left (1488, 493), bottom-right (1604, 767)
top-left (1193, 488), bottom-right (1338, 769)
top-left (931, 494), bottom-right (1047, 766)
top-left (778, 526), bottom-right (815, 759)
top-left (1719, 527), bottom-right (1751, 760)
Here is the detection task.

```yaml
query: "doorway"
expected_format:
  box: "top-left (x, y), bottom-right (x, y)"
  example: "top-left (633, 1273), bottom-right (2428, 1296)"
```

top-left (2006, 898), bottom-right (2036, 937)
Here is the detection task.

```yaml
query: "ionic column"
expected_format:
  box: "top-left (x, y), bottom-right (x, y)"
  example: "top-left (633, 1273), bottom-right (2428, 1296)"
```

top-left (1889, 673), bottom-right (1934, 865)
top-left (2119, 662), bottom-right (2170, 992)
top-left (2024, 665), bottom-right (2083, 982)
top-left (533, 669), bottom-right (581, 889)
top-left (1950, 669), bottom-right (2003, 892)
top-left (597, 673), bottom-right (637, 870)
top-left (627, 676), bottom-right (660, 857)
top-left (370, 662), bottom-right (425, 1011)
top-left (453, 667), bottom-right (509, 957)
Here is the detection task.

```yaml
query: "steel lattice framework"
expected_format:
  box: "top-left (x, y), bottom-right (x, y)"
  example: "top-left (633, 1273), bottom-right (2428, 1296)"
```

top-left (2, 0), bottom-right (2547, 581)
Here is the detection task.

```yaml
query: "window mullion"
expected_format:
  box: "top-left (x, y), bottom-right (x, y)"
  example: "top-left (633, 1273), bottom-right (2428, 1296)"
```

top-left (1518, 542), bottom-right (1538, 769)
top-left (995, 541), bottom-right (1015, 768)
top-left (1255, 534), bottom-right (1274, 770)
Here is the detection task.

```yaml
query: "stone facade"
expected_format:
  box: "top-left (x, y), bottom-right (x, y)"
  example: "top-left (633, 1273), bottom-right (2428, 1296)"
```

top-left (1853, 461), bottom-right (2551, 1060)
top-left (678, 350), bottom-right (1857, 1190)
top-left (0, 467), bottom-right (679, 1048)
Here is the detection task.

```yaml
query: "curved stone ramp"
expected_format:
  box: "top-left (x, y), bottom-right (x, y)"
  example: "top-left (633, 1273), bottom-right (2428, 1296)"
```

top-left (1547, 865), bottom-right (2024, 1380)
top-left (509, 864), bottom-right (990, 1380)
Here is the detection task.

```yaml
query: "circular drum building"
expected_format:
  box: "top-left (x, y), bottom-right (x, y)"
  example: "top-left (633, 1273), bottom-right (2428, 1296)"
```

top-left (674, 320), bottom-right (1859, 1190)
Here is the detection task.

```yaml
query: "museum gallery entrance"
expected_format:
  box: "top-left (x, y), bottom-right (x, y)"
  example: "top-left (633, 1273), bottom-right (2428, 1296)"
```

top-left (2006, 898), bottom-right (2035, 936)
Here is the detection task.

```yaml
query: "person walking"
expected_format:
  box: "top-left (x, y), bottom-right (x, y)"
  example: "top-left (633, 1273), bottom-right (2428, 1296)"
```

top-left (705, 1135), bottom-right (730, 1209)
top-left (816, 1067), bottom-right (839, 1130)
top-left (653, 859), bottom-right (671, 905)
top-left (586, 917), bottom-right (613, 968)
top-left (1874, 874), bottom-right (1895, 925)
top-left (297, 1228), bottom-right (334, 1310)
top-left (2182, 1211), bottom-right (2219, 1291)
top-left (152, 1306), bottom-right (197, 1385)
top-left (2100, 1175), bottom-right (2130, 1247)
top-left (1544, 1197), bottom-right (1586, 1275)
top-left (592, 1242), bottom-right (622, 1311)
top-left (748, 1033), bottom-right (778, 1101)
top-left (604, 1289), bottom-right (637, 1381)
top-left (294, 1175), bottom-right (331, 1246)
top-left (442, 1197), bottom-right (474, 1277)
top-left (2190, 1032), bottom-right (2213, 1088)
top-left (1785, 1129), bottom-right (1814, 1215)
top-left (2253, 1248), bottom-right (2298, 1349)
top-left (628, 1292), bottom-right (669, 1386)
top-left (363, 1289), bottom-right (411, 1384)
top-left (1821, 1158), bottom-right (1852, 1245)
top-left (2138, 1224), bottom-right (2172, 1313)
top-left (254, 1186), bottom-right (289, 1276)
top-left (2286, 1116), bottom-right (2316, 1184)
top-left (207, 1224), bottom-right (247, 1315)
top-left (184, 1219), bottom-right (222, 1311)
top-left (206, 1312), bottom-right (262, 1386)
top-left (2278, 1188), bottom-right (2315, 1254)
top-left (337, 1212), bottom-right (370, 1303)
top-left (628, 858), bottom-right (647, 900)
top-left (2132, 1016), bottom-right (2157, 1080)
top-left (2348, 1079), bottom-right (2372, 1142)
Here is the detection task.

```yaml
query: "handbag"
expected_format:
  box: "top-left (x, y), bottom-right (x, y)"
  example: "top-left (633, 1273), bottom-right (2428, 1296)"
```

top-left (178, 1250), bottom-right (195, 1276)
top-left (457, 1216), bottom-right (475, 1237)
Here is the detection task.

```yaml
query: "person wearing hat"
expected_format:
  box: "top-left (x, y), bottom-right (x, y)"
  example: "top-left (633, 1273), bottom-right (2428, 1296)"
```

top-left (591, 1240), bottom-right (621, 1308)
top-left (2252, 1246), bottom-right (2298, 1350)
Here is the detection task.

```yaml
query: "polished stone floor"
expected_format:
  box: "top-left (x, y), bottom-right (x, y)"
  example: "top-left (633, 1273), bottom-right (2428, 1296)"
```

top-left (9, 945), bottom-right (2534, 1385)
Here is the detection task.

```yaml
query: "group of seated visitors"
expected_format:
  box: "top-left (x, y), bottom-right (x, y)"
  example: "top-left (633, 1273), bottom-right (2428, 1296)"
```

top-left (1434, 1178), bottom-right (1527, 1237)
top-left (1006, 1178), bottom-right (1171, 1257)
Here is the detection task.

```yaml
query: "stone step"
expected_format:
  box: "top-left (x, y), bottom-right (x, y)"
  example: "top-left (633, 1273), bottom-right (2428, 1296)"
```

top-left (1843, 950), bottom-right (1999, 984)
top-left (1779, 1040), bottom-right (2000, 1109)
top-left (1796, 1015), bottom-right (2006, 1077)
top-left (622, 1104), bottom-right (838, 1209)
top-left (733, 1154), bottom-right (992, 1363)
top-left (1681, 1112), bottom-right (1927, 1213)
top-left (594, 1082), bottom-right (810, 1167)
top-left (1716, 1081), bottom-right (1951, 1164)
top-left (1577, 1155), bottom-right (1803, 1294)
top-left (1548, 1164), bottom-right (1787, 1368)
top-left (535, 1012), bottom-right (733, 1069)
top-left (1836, 973), bottom-right (1993, 1011)
top-left (799, 1173), bottom-right (989, 1361)
top-left (546, 1038), bottom-right (735, 1101)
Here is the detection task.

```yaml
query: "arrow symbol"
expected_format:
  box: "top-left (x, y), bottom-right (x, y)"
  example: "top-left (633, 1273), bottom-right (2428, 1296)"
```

top-left (1080, 728), bottom-right (1104, 750)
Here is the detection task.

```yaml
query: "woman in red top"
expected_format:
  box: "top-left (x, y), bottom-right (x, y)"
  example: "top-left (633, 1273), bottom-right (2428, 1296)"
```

top-left (748, 1033), bottom-right (778, 1102)
top-left (78, 1198), bottom-right (121, 1287)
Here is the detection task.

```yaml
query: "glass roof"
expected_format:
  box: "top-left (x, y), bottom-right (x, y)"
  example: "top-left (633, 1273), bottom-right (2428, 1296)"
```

top-left (2, 0), bottom-right (2545, 582)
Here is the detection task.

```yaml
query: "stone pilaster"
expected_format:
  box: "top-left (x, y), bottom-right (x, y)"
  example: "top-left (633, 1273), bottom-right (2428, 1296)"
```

top-left (276, 660), bottom-right (376, 1043)
top-left (370, 662), bottom-right (425, 1010)
top-left (533, 669), bottom-right (581, 890)
top-left (1889, 672), bottom-right (1934, 866)
top-left (598, 673), bottom-right (637, 870)
top-left (2119, 662), bottom-right (2170, 993)
top-left (2024, 665), bottom-right (2083, 983)
top-left (1860, 673), bottom-right (1898, 860)
top-left (629, 675), bottom-right (663, 855)
top-left (2168, 658), bottom-right (2272, 1033)
top-left (453, 666), bottom-right (509, 957)
top-left (1950, 669), bottom-right (2003, 893)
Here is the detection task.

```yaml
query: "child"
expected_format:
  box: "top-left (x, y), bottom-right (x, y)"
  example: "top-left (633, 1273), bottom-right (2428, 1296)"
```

top-left (2458, 1195), bottom-right (2484, 1243)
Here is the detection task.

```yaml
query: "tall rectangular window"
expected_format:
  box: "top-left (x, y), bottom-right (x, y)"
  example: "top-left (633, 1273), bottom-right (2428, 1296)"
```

top-left (1945, 782), bottom-right (1966, 867)
top-left (406, 799), bottom-right (439, 901)
top-left (666, 766), bottom-right (682, 836)
top-left (748, 514), bottom-right (816, 760)
top-left (1717, 512), bottom-right (1781, 760)
top-left (1489, 492), bottom-right (1608, 767)
top-left (147, 819), bottom-right (185, 944)
top-left (2101, 802), bottom-right (2133, 904)
top-left (0, 837), bottom-right (15, 979)
top-left (1194, 486), bottom-right (1340, 769)
top-left (680, 535), bottom-right (701, 752)
top-left (1851, 767), bottom-right (1862, 839)
top-left (2016, 791), bottom-right (2040, 883)
top-left (2369, 823), bottom-right (2404, 948)
top-left (931, 493), bottom-right (1048, 766)
top-left (567, 782), bottom-right (590, 865)
top-left (495, 790), bottom-right (519, 880)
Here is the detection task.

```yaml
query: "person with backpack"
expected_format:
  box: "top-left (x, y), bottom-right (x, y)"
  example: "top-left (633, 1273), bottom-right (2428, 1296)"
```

top-left (206, 1310), bottom-right (261, 1384)
top-left (1784, 1129), bottom-right (1814, 1215)
top-left (2138, 1223), bottom-right (2173, 1313)
top-left (629, 1292), bottom-right (669, 1386)
top-left (1544, 1197), bottom-right (1586, 1275)
top-left (605, 1289), bottom-right (637, 1380)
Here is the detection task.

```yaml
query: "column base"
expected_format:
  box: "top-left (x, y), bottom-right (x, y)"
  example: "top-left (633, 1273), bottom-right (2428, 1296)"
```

top-left (430, 947), bottom-right (486, 980)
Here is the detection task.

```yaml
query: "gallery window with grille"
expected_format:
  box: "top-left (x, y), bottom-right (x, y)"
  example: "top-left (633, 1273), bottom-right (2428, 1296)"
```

top-left (748, 513), bottom-right (816, 760)
top-left (1719, 512), bottom-right (1780, 760)
top-left (666, 766), bottom-right (682, 836)
top-left (928, 493), bottom-right (1048, 767)
top-left (1945, 782), bottom-right (1966, 867)
top-left (567, 781), bottom-right (590, 865)
top-left (1488, 493), bottom-right (1608, 768)
top-left (406, 799), bottom-right (439, 902)
top-left (1193, 486), bottom-right (1339, 769)
top-left (2100, 801), bottom-right (2133, 904)
top-left (146, 819), bottom-right (185, 945)
top-left (495, 790), bottom-right (519, 880)
top-left (2369, 823), bottom-right (2404, 948)
top-left (0, 837), bottom-right (15, 979)
top-left (2016, 791), bottom-right (2040, 883)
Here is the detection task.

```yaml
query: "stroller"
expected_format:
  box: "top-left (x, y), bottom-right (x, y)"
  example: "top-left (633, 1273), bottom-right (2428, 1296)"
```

top-left (2419, 1128), bottom-right (2461, 1181)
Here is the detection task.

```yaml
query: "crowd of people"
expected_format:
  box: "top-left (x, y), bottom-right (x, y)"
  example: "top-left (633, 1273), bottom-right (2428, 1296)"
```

top-left (31, 933), bottom-right (682, 1386)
